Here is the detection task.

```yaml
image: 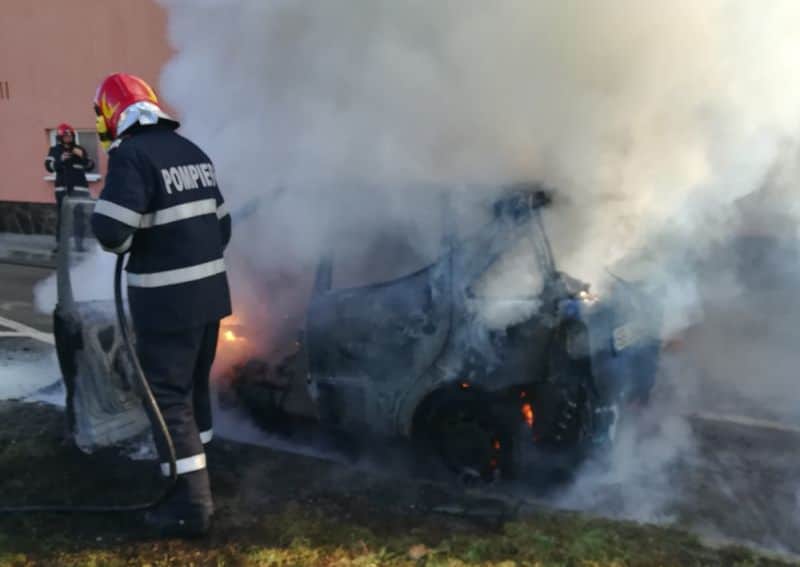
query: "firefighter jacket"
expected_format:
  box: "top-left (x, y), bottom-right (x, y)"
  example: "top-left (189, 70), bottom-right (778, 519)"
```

top-left (44, 143), bottom-right (94, 194)
top-left (91, 126), bottom-right (232, 333)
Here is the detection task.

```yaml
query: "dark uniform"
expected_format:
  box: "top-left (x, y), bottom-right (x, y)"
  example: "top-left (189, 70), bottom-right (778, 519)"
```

top-left (45, 142), bottom-right (94, 247)
top-left (91, 124), bottom-right (232, 523)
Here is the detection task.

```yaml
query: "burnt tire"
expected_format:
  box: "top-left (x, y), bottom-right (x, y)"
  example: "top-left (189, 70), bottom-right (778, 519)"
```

top-left (427, 399), bottom-right (514, 483)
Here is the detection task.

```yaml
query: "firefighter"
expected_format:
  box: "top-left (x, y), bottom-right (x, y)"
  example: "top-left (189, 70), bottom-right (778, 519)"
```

top-left (90, 73), bottom-right (232, 537)
top-left (44, 123), bottom-right (94, 251)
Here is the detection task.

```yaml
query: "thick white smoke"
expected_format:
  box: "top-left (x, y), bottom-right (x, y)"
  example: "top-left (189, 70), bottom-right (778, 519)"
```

top-left (157, 0), bottom-right (800, 336)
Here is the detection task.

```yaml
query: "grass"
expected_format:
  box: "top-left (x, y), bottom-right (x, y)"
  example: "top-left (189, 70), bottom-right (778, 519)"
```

top-left (1, 497), bottom-right (793, 566)
top-left (0, 401), bottom-right (796, 567)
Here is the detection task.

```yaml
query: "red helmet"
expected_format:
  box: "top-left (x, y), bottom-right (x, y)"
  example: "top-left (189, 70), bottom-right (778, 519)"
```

top-left (93, 73), bottom-right (177, 148)
top-left (56, 123), bottom-right (75, 139)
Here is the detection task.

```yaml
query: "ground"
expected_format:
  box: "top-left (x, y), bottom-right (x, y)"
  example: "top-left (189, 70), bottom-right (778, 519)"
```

top-left (0, 401), bottom-right (795, 567)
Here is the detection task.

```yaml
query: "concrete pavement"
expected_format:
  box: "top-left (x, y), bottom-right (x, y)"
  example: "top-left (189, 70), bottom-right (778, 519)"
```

top-left (0, 262), bottom-right (54, 332)
top-left (0, 262), bottom-right (59, 399)
top-left (0, 232), bottom-right (56, 268)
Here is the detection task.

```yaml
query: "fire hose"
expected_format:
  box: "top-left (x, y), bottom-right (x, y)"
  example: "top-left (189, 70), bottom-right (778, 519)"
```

top-left (0, 253), bottom-right (177, 513)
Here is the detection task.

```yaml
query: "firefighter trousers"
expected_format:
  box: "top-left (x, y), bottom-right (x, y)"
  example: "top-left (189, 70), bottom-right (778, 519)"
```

top-left (135, 321), bottom-right (219, 510)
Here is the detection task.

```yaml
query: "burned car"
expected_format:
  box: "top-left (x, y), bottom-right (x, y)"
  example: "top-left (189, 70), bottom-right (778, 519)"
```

top-left (52, 196), bottom-right (150, 452)
top-left (235, 186), bottom-right (662, 482)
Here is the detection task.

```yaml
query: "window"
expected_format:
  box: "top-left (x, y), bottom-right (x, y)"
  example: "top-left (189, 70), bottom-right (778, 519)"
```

top-left (45, 128), bottom-right (102, 182)
top-left (76, 130), bottom-right (100, 174)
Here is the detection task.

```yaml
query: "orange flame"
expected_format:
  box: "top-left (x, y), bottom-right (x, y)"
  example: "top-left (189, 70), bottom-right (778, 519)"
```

top-left (214, 315), bottom-right (254, 383)
top-left (521, 403), bottom-right (535, 428)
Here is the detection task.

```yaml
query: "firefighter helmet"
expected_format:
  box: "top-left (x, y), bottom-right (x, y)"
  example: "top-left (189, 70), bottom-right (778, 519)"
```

top-left (56, 123), bottom-right (75, 142)
top-left (93, 73), bottom-right (177, 150)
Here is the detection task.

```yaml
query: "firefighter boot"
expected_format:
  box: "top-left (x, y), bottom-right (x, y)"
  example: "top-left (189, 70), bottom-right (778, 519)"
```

top-left (144, 469), bottom-right (214, 538)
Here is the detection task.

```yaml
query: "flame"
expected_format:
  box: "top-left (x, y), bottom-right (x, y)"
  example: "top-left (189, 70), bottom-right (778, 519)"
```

top-left (215, 316), bottom-right (251, 380)
top-left (521, 403), bottom-right (535, 428)
top-left (493, 439), bottom-right (501, 450)
top-left (220, 315), bottom-right (247, 343)
top-left (460, 382), bottom-right (471, 389)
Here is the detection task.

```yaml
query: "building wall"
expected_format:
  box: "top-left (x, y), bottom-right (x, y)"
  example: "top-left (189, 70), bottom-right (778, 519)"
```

top-left (0, 0), bottom-right (172, 204)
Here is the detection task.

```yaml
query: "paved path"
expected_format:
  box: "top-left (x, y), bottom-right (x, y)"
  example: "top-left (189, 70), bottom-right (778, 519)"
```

top-left (0, 233), bottom-right (56, 268)
top-left (0, 263), bottom-right (54, 333)
top-left (0, 263), bottom-right (59, 398)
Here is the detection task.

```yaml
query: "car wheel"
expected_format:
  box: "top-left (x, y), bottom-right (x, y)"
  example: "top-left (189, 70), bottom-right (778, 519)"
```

top-left (430, 400), bottom-right (513, 483)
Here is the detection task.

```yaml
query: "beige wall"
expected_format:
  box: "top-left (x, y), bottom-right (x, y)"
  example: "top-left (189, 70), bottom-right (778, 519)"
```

top-left (0, 0), bottom-right (172, 203)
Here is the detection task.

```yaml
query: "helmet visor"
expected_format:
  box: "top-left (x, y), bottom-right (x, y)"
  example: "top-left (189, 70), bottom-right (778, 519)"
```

top-left (94, 104), bottom-right (113, 152)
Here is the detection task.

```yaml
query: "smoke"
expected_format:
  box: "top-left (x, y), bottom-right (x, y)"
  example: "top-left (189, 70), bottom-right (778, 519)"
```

top-left (554, 403), bottom-right (695, 524)
top-left (157, 1), bottom-right (800, 337)
top-left (553, 343), bottom-right (700, 519)
top-left (33, 247), bottom-right (117, 313)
